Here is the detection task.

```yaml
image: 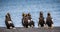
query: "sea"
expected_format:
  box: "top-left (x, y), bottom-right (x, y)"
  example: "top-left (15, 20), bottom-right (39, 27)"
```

top-left (0, 0), bottom-right (60, 28)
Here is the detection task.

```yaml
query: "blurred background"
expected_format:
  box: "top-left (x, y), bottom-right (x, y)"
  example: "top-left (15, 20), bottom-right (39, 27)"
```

top-left (0, 0), bottom-right (60, 28)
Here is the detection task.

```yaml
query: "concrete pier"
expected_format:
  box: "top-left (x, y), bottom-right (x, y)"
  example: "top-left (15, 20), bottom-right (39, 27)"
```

top-left (0, 27), bottom-right (60, 32)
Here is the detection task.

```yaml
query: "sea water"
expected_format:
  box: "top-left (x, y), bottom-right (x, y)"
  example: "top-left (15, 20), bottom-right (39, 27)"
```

top-left (0, 0), bottom-right (60, 28)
